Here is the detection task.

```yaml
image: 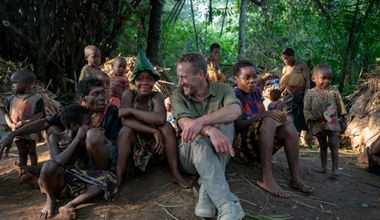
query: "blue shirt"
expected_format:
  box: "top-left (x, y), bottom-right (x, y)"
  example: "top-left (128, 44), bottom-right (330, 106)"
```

top-left (234, 87), bottom-right (265, 120)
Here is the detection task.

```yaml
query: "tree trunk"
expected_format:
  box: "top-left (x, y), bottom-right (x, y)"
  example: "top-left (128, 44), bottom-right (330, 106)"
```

top-left (238, 0), bottom-right (248, 60)
top-left (190, 0), bottom-right (199, 51)
top-left (146, 0), bottom-right (164, 65)
top-left (339, 0), bottom-right (360, 91)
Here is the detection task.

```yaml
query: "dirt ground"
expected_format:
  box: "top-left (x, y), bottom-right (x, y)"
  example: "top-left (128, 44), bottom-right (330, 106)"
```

top-left (0, 141), bottom-right (379, 220)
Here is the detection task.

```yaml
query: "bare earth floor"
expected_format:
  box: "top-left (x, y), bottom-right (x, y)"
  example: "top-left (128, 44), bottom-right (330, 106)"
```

top-left (0, 143), bottom-right (379, 220)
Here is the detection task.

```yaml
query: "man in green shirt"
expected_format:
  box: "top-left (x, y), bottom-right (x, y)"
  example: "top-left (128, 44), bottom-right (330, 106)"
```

top-left (170, 53), bottom-right (244, 220)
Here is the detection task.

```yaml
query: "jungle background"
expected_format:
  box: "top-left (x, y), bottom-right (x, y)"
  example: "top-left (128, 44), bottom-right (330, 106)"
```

top-left (1, 0), bottom-right (379, 99)
top-left (1, 0), bottom-right (380, 220)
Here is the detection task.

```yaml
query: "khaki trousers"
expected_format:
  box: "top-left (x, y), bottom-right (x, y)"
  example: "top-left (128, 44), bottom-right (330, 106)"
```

top-left (178, 122), bottom-right (238, 208)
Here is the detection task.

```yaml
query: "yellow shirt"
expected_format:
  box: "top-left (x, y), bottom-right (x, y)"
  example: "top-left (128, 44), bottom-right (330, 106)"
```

top-left (280, 60), bottom-right (308, 88)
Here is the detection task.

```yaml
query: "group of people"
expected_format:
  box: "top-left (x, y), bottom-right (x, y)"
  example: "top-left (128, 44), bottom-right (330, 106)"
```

top-left (0, 46), bottom-right (192, 219)
top-left (0, 43), bottom-right (358, 220)
top-left (280, 48), bottom-right (347, 177)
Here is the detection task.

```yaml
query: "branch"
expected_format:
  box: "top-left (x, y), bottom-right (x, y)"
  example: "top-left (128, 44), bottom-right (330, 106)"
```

top-left (2, 20), bottom-right (37, 49)
top-left (249, 0), bottom-right (263, 7)
top-left (313, 0), bottom-right (338, 32)
top-left (124, 0), bottom-right (136, 12)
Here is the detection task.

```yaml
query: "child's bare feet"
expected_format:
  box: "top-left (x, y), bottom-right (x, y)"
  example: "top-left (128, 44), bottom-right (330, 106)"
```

top-left (19, 164), bottom-right (43, 176)
top-left (170, 175), bottom-right (194, 189)
top-left (59, 205), bottom-right (76, 220)
top-left (256, 178), bottom-right (290, 198)
top-left (332, 170), bottom-right (340, 177)
top-left (19, 172), bottom-right (35, 184)
top-left (38, 198), bottom-right (56, 219)
top-left (315, 168), bottom-right (327, 174)
top-left (289, 178), bottom-right (315, 194)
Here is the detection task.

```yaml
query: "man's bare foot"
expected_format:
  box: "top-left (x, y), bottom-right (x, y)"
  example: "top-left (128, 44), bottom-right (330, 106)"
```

top-left (256, 179), bottom-right (290, 198)
top-left (59, 205), bottom-right (76, 220)
top-left (289, 178), bottom-right (315, 194)
top-left (38, 198), bottom-right (56, 219)
top-left (170, 175), bottom-right (194, 189)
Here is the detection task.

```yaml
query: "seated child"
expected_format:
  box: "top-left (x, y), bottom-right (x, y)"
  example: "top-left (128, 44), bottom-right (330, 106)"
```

top-left (109, 56), bottom-right (130, 107)
top-left (79, 45), bottom-right (103, 81)
top-left (38, 103), bottom-right (117, 219)
top-left (267, 89), bottom-right (285, 112)
top-left (4, 69), bottom-right (45, 173)
top-left (232, 60), bottom-right (314, 198)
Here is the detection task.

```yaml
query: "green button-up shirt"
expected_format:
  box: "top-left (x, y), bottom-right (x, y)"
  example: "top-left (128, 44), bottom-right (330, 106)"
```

top-left (170, 81), bottom-right (241, 122)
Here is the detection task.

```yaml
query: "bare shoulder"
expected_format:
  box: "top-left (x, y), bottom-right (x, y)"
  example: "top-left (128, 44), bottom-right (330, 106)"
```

top-left (121, 89), bottom-right (135, 99)
top-left (152, 92), bottom-right (166, 110)
top-left (296, 61), bottom-right (308, 69)
top-left (48, 132), bottom-right (65, 149)
top-left (152, 91), bottom-right (165, 101)
top-left (120, 89), bottom-right (136, 107)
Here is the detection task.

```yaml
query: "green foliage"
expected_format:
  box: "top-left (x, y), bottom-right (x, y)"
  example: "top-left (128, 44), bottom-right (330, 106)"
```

top-left (341, 83), bottom-right (357, 97)
top-left (242, 0), bottom-right (380, 89)
top-left (116, 14), bottom-right (141, 56)
top-left (115, 0), bottom-right (380, 89)
top-left (159, 0), bottom-right (240, 81)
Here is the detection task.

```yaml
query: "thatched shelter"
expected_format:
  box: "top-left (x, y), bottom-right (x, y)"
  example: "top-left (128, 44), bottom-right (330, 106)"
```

top-left (342, 65), bottom-right (380, 152)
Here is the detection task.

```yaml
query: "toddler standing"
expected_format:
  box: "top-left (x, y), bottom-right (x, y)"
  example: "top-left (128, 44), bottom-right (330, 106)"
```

top-left (4, 69), bottom-right (45, 169)
top-left (304, 64), bottom-right (347, 177)
top-left (109, 56), bottom-right (130, 107)
top-left (79, 45), bottom-right (103, 81)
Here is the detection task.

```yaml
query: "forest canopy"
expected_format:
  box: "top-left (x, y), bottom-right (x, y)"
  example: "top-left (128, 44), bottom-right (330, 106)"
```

top-left (0, 0), bottom-right (379, 101)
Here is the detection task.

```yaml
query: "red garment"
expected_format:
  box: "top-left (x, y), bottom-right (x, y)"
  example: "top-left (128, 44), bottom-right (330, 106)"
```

top-left (5, 92), bottom-right (45, 140)
top-left (109, 75), bottom-right (130, 107)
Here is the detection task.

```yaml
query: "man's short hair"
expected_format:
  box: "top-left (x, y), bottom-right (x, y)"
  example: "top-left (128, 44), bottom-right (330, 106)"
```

top-left (281, 48), bottom-right (295, 56)
top-left (77, 77), bottom-right (104, 98)
top-left (177, 53), bottom-right (207, 75)
top-left (60, 103), bottom-right (89, 128)
top-left (210, 43), bottom-right (221, 52)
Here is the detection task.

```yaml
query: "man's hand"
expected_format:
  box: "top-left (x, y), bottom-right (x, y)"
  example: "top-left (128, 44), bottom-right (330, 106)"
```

top-left (181, 118), bottom-right (204, 143)
top-left (207, 127), bottom-right (234, 157)
top-left (15, 121), bottom-right (23, 129)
